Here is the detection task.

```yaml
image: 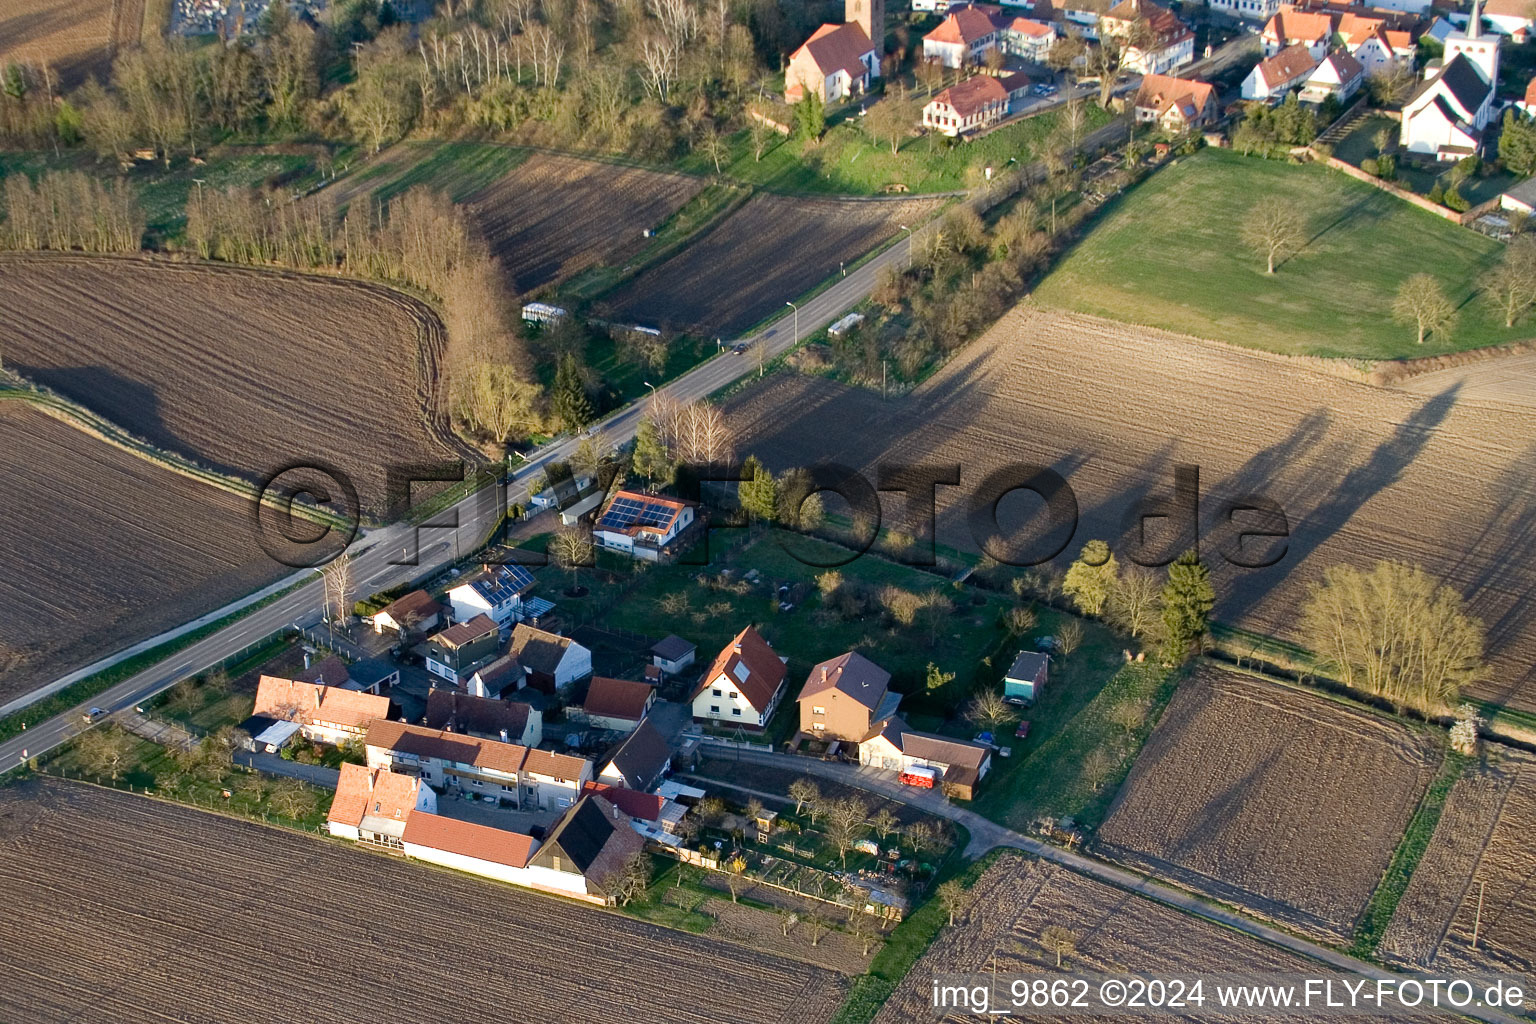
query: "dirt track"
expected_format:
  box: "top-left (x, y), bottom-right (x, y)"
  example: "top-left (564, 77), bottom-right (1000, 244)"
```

top-left (1397, 353), bottom-right (1536, 412)
top-left (725, 303), bottom-right (1536, 711)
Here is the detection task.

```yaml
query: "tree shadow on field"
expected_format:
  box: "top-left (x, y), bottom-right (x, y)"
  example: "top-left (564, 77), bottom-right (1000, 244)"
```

top-left (1218, 383), bottom-right (1462, 623)
top-left (16, 364), bottom-right (176, 455)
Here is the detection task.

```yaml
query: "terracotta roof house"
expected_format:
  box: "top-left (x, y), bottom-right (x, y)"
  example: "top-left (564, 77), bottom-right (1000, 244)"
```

top-left (592, 490), bottom-right (698, 562)
top-left (423, 688), bottom-right (542, 747)
top-left (365, 719), bottom-right (593, 810)
top-left (999, 15), bottom-right (1057, 59)
top-left (857, 717), bottom-right (993, 799)
top-left (401, 811), bottom-right (537, 877)
top-left (327, 762), bottom-right (436, 844)
top-left (252, 676), bottom-right (391, 746)
top-left (1103, 0), bottom-right (1195, 73)
top-left (689, 626), bottom-right (789, 729)
top-left (1133, 73), bottom-right (1218, 128)
top-left (797, 651), bottom-right (900, 743)
top-left (527, 794), bottom-right (647, 904)
top-left (1300, 48), bottom-right (1366, 102)
top-left (508, 623), bottom-right (592, 694)
top-left (1262, 5), bottom-right (1336, 56)
top-left (786, 21), bottom-right (880, 103)
top-left (1241, 43), bottom-right (1320, 99)
top-left (598, 718), bottom-right (673, 791)
top-left (922, 73), bottom-right (1030, 136)
top-left (581, 677), bottom-right (657, 732)
top-left (372, 589), bottom-right (442, 638)
top-left (1519, 72), bottom-right (1536, 114)
top-left (923, 5), bottom-right (1002, 67)
top-left (423, 614), bottom-right (501, 688)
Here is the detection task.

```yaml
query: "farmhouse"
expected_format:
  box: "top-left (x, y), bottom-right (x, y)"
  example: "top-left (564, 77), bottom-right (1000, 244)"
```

top-left (252, 676), bottom-right (391, 746)
top-left (797, 651), bottom-right (900, 742)
top-left (1401, 6), bottom-right (1500, 158)
top-left (651, 634), bottom-right (697, 677)
top-left (327, 762), bottom-right (437, 846)
top-left (1133, 73), bottom-right (1218, 129)
top-left (1241, 44), bottom-right (1319, 100)
top-left (464, 652), bottom-right (526, 699)
top-left (592, 490), bottom-right (697, 562)
top-left (445, 564), bottom-right (536, 630)
top-left (423, 615), bottom-right (501, 688)
top-left (689, 626), bottom-right (788, 729)
top-left (598, 718), bottom-right (674, 791)
top-left (400, 812), bottom-right (540, 886)
top-left (1003, 651), bottom-right (1050, 704)
top-left (922, 73), bottom-right (1031, 136)
top-left (509, 624), bottom-right (592, 694)
top-left (785, 2), bottom-right (880, 105)
top-left (365, 720), bottom-right (592, 810)
top-left (1300, 49), bottom-right (1366, 102)
top-left (580, 677), bottom-right (657, 732)
top-left (1000, 15), bottom-right (1057, 59)
top-left (923, 5), bottom-right (1002, 67)
top-left (423, 689), bottom-right (542, 747)
top-left (372, 589), bottom-right (442, 637)
top-left (1101, 0), bottom-right (1194, 74)
top-left (858, 718), bottom-right (993, 799)
top-left (526, 794), bottom-right (648, 904)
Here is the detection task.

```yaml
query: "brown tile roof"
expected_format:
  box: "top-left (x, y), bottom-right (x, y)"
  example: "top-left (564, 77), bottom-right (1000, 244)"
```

top-left (423, 689), bottom-right (533, 739)
top-left (901, 730), bottom-right (990, 771)
top-left (1135, 73), bottom-right (1216, 119)
top-left (521, 746), bottom-right (589, 782)
top-left (1486, 0), bottom-right (1533, 18)
top-left (930, 74), bottom-right (1009, 118)
top-left (378, 589), bottom-right (441, 627)
top-left (927, 4), bottom-right (1000, 44)
top-left (795, 21), bottom-right (877, 79)
top-left (799, 651), bottom-right (892, 712)
top-left (691, 626), bottom-right (787, 714)
top-left (434, 614), bottom-right (499, 648)
top-left (1256, 43), bottom-right (1320, 89)
top-left (1006, 15), bottom-right (1053, 35)
top-left (294, 655), bottom-right (352, 688)
top-left (401, 811), bottom-right (535, 869)
top-left (365, 720), bottom-right (528, 775)
top-left (508, 624), bottom-right (577, 676)
top-left (583, 677), bottom-right (655, 723)
top-left (253, 677), bottom-right (389, 731)
top-left (1264, 6), bottom-right (1335, 43)
top-left (1527, 75), bottom-right (1536, 106)
top-left (582, 781), bottom-right (665, 822)
top-left (1314, 48), bottom-right (1364, 82)
top-left (329, 763), bottom-right (422, 828)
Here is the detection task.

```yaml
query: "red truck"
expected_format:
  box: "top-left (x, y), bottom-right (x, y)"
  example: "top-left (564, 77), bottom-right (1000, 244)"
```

top-left (898, 765), bottom-right (937, 789)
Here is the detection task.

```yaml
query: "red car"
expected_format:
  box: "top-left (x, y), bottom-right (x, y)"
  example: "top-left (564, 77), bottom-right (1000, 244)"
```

top-left (1015, 720), bottom-right (1031, 740)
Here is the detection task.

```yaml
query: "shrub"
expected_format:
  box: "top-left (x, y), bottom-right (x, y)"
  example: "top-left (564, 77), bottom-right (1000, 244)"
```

top-left (1361, 157), bottom-right (1379, 176)
top-left (1443, 185), bottom-right (1470, 213)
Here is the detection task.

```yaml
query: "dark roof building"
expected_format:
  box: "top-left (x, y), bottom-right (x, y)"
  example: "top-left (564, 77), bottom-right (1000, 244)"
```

top-left (528, 794), bottom-right (647, 897)
top-left (423, 689), bottom-right (536, 742)
top-left (599, 718), bottom-right (673, 791)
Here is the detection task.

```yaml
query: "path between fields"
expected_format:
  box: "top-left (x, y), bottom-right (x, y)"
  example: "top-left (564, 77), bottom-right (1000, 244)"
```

top-left (690, 744), bottom-right (1528, 1024)
top-left (235, 751), bottom-right (341, 788)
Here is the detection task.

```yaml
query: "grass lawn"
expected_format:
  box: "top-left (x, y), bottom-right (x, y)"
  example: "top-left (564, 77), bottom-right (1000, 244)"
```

top-left (349, 141), bottom-right (531, 206)
top-left (1332, 115), bottom-right (1515, 207)
top-left (1035, 147), bottom-right (1524, 359)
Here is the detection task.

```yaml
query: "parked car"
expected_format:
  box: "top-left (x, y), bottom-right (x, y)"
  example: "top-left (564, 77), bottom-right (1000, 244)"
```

top-left (898, 766), bottom-right (937, 789)
top-left (1015, 720), bottom-right (1031, 740)
top-left (1032, 83), bottom-right (1058, 96)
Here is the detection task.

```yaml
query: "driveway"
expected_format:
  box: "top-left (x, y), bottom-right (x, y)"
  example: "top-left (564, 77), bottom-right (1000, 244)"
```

top-left (236, 751), bottom-right (341, 789)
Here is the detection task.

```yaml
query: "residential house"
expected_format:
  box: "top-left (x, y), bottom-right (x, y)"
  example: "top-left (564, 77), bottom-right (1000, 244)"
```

top-left (529, 473), bottom-right (594, 512)
top-left (923, 5), bottom-right (1002, 67)
top-left (598, 718), bottom-right (673, 791)
top-left (1003, 651), bottom-right (1050, 704)
top-left (689, 626), bottom-right (788, 730)
top-left (923, 72), bottom-right (1032, 136)
top-left (446, 564), bottom-right (537, 630)
top-left (365, 719), bottom-right (592, 810)
top-left (1301, 48), bottom-right (1367, 101)
top-left (525, 794), bottom-right (649, 904)
top-left (1242, 43), bottom-right (1320, 99)
top-left (465, 652), bottom-right (526, 699)
top-left (651, 634), bottom-right (697, 677)
top-left (252, 676), bottom-right (390, 746)
top-left (1519, 74), bottom-right (1536, 114)
top-left (295, 655), bottom-right (353, 689)
top-left (591, 490), bottom-right (697, 562)
top-left (1058, 0), bottom-right (1114, 38)
top-left (1211, 0), bottom-right (1285, 23)
top-left (509, 623), bottom-right (592, 694)
top-left (1101, 0), bottom-right (1194, 74)
top-left (348, 657), bottom-right (399, 695)
top-left (1485, 0), bottom-right (1534, 40)
top-left (786, 15), bottom-right (880, 104)
top-left (400, 812), bottom-right (540, 887)
top-left (999, 15), bottom-right (1057, 60)
top-left (1133, 73), bottom-right (1218, 128)
top-left (1499, 174), bottom-right (1536, 213)
top-left (796, 651), bottom-right (901, 742)
top-left (327, 762), bottom-right (437, 845)
top-left (372, 589), bottom-right (442, 637)
top-left (857, 718), bottom-right (993, 799)
top-left (1401, 5), bottom-right (1500, 158)
top-left (1262, 5), bottom-right (1336, 56)
top-left (423, 688), bottom-right (542, 747)
top-left (423, 614), bottom-right (501, 687)
top-left (1337, 12), bottom-right (1415, 72)
top-left (580, 677), bottom-right (657, 732)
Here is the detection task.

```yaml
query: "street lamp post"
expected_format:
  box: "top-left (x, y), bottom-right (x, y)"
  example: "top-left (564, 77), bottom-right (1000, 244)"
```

top-left (899, 224), bottom-right (913, 268)
top-left (785, 300), bottom-right (799, 343)
top-left (643, 380), bottom-right (657, 400)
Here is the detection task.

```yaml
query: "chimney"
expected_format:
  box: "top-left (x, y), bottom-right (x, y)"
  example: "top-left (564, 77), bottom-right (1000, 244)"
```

top-left (303, 650), bottom-right (312, 670)
top-left (821, 666), bottom-right (829, 682)
top-left (500, 728), bottom-right (509, 742)
top-left (313, 687), bottom-right (322, 709)
top-left (367, 769), bottom-right (376, 793)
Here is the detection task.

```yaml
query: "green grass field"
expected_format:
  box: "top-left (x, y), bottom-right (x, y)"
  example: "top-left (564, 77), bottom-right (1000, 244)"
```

top-left (1035, 147), bottom-right (1524, 359)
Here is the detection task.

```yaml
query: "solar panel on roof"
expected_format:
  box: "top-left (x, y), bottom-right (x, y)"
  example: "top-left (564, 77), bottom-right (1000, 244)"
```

top-left (599, 495), bottom-right (678, 531)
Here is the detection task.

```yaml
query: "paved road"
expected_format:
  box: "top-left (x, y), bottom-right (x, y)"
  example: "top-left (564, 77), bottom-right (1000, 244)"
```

top-left (690, 746), bottom-right (1529, 1024)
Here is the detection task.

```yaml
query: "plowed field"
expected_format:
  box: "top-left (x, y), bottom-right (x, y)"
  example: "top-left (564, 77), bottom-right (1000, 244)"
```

top-left (0, 0), bottom-right (133, 86)
top-left (1096, 666), bottom-right (1437, 941)
top-left (724, 303), bottom-right (1536, 711)
top-left (0, 253), bottom-right (465, 513)
top-left (0, 402), bottom-right (278, 703)
top-left (0, 778), bottom-right (847, 1024)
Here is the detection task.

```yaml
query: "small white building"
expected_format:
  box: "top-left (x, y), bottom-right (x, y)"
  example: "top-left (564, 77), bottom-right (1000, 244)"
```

top-left (592, 490), bottom-right (697, 562)
top-left (509, 623), bottom-right (592, 694)
top-left (581, 677), bottom-right (657, 732)
top-left (651, 634), bottom-right (697, 677)
top-left (1300, 49), bottom-right (1366, 103)
top-left (371, 590), bottom-right (442, 637)
top-left (598, 719), bottom-right (674, 792)
top-left (923, 5), bottom-right (1002, 68)
top-left (999, 15), bottom-right (1056, 61)
top-left (446, 564), bottom-right (537, 630)
top-left (689, 626), bottom-right (788, 730)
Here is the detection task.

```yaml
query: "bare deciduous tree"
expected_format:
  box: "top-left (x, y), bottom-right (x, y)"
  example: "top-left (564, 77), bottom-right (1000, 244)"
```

top-left (1040, 924), bottom-right (1078, 967)
top-left (788, 777), bottom-right (820, 815)
top-left (549, 526), bottom-right (595, 591)
top-left (1392, 273), bottom-right (1457, 345)
top-left (964, 690), bottom-right (1019, 733)
top-left (1486, 237), bottom-right (1536, 327)
top-left (1107, 566), bottom-right (1160, 639)
top-left (1057, 619), bottom-right (1085, 657)
top-left (612, 852), bottom-right (652, 906)
top-left (321, 551), bottom-right (354, 626)
top-left (1242, 197), bottom-right (1306, 274)
top-left (824, 796), bottom-right (870, 868)
top-left (76, 724), bottom-right (135, 781)
top-left (936, 878), bottom-right (974, 926)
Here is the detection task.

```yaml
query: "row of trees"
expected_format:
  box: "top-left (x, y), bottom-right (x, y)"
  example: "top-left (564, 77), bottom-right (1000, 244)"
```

top-left (0, 170), bottom-right (143, 252)
top-left (1060, 541), bottom-right (1214, 664)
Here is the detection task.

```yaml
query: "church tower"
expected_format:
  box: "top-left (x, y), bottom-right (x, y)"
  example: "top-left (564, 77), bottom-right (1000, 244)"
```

top-left (847, 0), bottom-right (885, 49)
top-left (1445, 0), bottom-right (1500, 91)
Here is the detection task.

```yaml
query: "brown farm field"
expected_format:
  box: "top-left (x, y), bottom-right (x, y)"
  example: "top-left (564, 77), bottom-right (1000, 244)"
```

top-left (470, 152), bottom-right (705, 295)
top-left (875, 853), bottom-right (1421, 1024)
top-left (0, 0), bottom-right (135, 86)
top-left (0, 778), bottom-right (848, 1024)
top-left (603, 193), bottom-right (945, 335)
top-left (0, 253), bottom-right (466, 513)
top-left (0, 402), bottom-right (279, 703)
top-left (1096, 666), bottom-right (1437, 942)
top-left (723, 304), bottom-right (1536, 712)
top-left (1380, 748), bottom-right (1536, 977)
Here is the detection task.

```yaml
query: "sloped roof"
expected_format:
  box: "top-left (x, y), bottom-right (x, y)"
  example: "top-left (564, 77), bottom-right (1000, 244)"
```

top-left (329, 763), bottom-right (421, 829)
top-left (926, 5), bottom-right (1000, 45)
top-left (509, 623), bottom-right (579, 675)
top-left (929, 74), bottom-right (1009, 118)
top-left (602, 718), bottom-right (672, 790)
top-left (365, 719), bottom-right (528, 775)
top-left (1408, 51), bottom-right (1493, 116)
top-left (295, 655), bottom-right (351, 689)
top-left (798, 651), bottom-right (892, 712)
top-left (253, 676), bottom-right (389, 730)
top-left (901, 730), bottom-right (990, 771)
top-left (1007, 15), bottom-right (1054, 35)
top-left (401, 811), bottom-right (535, 869)
top-left (1526, 74), bottom-right (1536, 106)
top-left (651, 634), bottom-right (696, 661)
top-left (583, 677), bottom-right (654, 722)
top-left (468, 653), bottom-right (525, 693)
top-left (1256, 43), bottom-right (1320, 88)
top-left (691, 626), bottom-right (787, 714)
top-left (794, 21), bottom-right (877, 80)
top-left (433, 614), bottom-right (500, 649)
top-left (423, 689), bottom-right (533, 739)
top-left (1265, 6), bottom-right (1335, 42)
top-left (1487, 0), bottom-right (1534, 19)
top-left (1314, 48), bottom-right (1365, 82)
top-left (521, 746), bottom-right (590, 782)
top-left (348, 657), bottom-right (398, 690)
top-left (595, 490), bottom-right (693, 539)
top-left (582, 781), bottom-right (666, 822)
top-left (460, 564), bottom-right (536, 605)
top-left (378, 589), bottom-right (440, 627)
top-left (1006, 650), bottom-right (1050, 681)
top-left (529, 794), bottom-right (645, 888)
top-left (1134, 73), bottom-right (1216, 118)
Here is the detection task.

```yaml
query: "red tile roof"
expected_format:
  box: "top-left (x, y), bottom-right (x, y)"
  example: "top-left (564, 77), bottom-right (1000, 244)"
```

top-left (582, 781), bottom-right (665, 822)
top-left (1135, 73), bottom-right (1216, 120)
top-left (1255, 43), bottom-right (1319, 89)
top-left (521, 746), bottom-right (589, 782)
top-left (1007, 15), bottom-right (1053, 35)
top-left (1264, 6), bottom-right (1334, 43)
top-left (1526, 75), bottom-right (1536, 106)
top-left (253, 677), bottom-right (390, 731)
top-left (378, 589), bottom-right (441, 627)
top-left (691, 626), bottom-right (788, 714)
top-left (329, 763), bottom-right (422, 828)
top-left (794, 21), bottom-right (877, 80)
top-left (583, 677), bottom-right (654, 723)
top-left (930, 74), bottom-right (1009, 118)
top-left (926, 4), bottom-right (1000, 44)
top-left (365, 720), bottom-right (528, 775)
top-left (401, 812), bottom-right (535, 869)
